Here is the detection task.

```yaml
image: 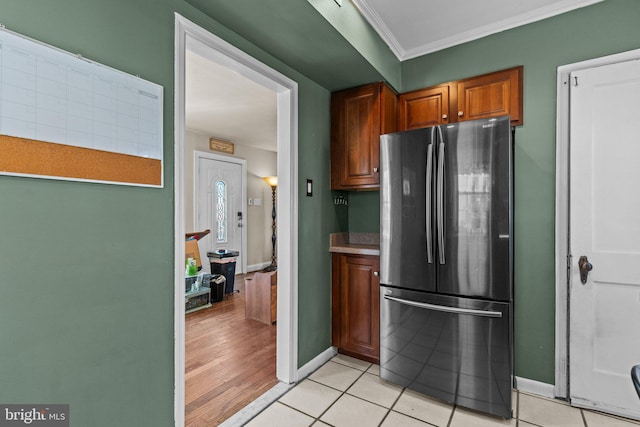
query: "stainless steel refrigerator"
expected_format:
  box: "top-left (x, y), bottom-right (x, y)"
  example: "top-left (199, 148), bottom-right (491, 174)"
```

top-left (379, 116), bottom-right (513, 419)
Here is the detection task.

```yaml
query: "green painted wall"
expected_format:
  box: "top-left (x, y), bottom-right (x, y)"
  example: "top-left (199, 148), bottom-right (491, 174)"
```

top-left (347, 191), bottom-right (380, 233)
top-left (3, 0), bottom-right (639, 422)
top-left (397, 0), bottom-right (640, 384)
top-left (0, 0), bottom-right (338, 425)
top-left (296, 83), bottom-right (336, 366)
top-left (0, 2), bottom-right (177, 425)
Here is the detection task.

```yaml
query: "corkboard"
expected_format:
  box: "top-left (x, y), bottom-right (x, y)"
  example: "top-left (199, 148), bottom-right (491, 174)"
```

top-left (0, 135), bottom-right (162, 186)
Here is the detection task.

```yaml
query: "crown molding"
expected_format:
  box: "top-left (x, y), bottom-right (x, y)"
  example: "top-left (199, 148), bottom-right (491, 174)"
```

top-left (352, 0), bottom-right (604, 61)
top-left (351, 0), bottom-right (405, 59)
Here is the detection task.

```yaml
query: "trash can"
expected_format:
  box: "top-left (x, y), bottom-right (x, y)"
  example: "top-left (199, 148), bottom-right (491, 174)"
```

top-left (208, 274), bottom-right (226, 302)
top-left (207, 250), bottom-right (239, 295)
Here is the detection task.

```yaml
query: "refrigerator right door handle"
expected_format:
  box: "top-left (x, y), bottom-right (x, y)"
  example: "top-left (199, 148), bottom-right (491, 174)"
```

top-left (383, 295), bottom-right (503, 318)
top-left (426, 141), bottom-right (433, 263)
top-left (437, 139), bottom-right (446, 265)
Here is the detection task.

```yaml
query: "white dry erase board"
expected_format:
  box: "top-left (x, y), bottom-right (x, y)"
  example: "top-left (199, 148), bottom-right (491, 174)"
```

top-left (0, 27), bottom-right (163, 187)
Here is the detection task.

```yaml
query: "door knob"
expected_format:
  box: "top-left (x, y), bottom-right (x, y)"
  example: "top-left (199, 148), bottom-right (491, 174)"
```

top-left (578, 256), bottom-right (593, 284)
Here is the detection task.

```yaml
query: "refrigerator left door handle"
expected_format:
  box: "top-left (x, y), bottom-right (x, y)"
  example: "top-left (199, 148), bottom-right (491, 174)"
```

top-left (426, 139), bottom-right (434, 264)
top-left (383, 295), bottom-right (503, 318)
top-left (436, 131), bottom-right (446, 265)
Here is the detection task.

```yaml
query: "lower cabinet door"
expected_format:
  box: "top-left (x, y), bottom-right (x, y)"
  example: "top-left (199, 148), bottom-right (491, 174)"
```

top-left (332, 253), bottom-right (380, 363)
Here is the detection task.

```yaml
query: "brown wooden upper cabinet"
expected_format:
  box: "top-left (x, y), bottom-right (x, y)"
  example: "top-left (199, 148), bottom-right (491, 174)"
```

top-left (331, 82), bottom-right (397, 190)
top-left (456, 66), bottom-right (523, 125)
top-left (398, 83), bottom-right (455, 130)
top-left (398, 66), bottom-right (523, 131)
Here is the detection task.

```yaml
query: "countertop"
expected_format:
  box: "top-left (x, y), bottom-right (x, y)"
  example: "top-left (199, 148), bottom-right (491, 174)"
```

top-left (329, 232), bottom-right (380, 256)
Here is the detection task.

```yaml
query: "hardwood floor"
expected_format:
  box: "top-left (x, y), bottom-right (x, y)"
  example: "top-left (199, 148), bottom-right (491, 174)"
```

top-left (185, 274), bottom-right (278, 426)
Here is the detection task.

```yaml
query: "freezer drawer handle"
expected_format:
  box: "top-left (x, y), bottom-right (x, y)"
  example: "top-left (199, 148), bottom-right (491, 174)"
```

top-left (383, 295), bottom-right (503, 318)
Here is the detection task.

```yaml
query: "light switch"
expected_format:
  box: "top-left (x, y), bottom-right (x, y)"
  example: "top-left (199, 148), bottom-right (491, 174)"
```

top-left (254, 198), bottom-right (262, 206)
top-left (248, 198), bottom-right (253, 206)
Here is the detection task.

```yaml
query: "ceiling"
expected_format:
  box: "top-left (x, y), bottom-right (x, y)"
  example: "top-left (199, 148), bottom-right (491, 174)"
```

top-left (185, 47), bottom-right (277, 152)
top-left (352, 0), bottom-right (604, 60)
top-left (184, 0), bottom-right (603, 153)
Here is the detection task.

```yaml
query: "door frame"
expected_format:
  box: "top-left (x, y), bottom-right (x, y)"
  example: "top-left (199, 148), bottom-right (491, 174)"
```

top-left (194, 151), bottom-right (248, 275)
top-left (555, 47), bottom-right (640, 399)
top-left (174, 14), bottom-right (299, 426)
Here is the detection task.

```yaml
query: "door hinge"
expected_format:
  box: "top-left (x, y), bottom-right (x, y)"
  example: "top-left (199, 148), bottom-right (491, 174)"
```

top-left (567, 254), bottom-right (572, 269)
top-left (573, 76), bottom-right (579, 86)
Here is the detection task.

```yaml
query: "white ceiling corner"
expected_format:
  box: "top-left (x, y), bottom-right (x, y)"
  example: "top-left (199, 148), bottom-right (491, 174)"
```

top-left (351, 0), bottom-right (605, 61)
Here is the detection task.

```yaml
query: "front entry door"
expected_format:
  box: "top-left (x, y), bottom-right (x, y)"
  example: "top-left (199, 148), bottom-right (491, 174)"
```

top-left (196, 153), bottom-right (246, 274)
top-left (569, 59), bottom-right (640, 419)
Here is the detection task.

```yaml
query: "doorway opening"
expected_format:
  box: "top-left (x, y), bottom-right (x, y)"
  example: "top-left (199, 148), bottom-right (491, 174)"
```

top-left (174, 14), bottom-right (299, 426)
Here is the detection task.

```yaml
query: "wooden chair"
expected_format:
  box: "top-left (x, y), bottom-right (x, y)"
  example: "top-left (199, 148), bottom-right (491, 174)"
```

top-left (245, 272), bottom-right (277, 325)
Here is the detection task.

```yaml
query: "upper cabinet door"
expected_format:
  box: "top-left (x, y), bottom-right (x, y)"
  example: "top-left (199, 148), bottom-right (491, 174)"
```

top-left (456, 66), bottom-right (523, 125)
top-left (398, 84), bottom-right (455, 131)
top-left (331, 82), bottom-right (397, 190)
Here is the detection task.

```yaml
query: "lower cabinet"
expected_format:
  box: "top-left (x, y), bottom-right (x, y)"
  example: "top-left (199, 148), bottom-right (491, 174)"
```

top-left (331, 253), bottom-right (380, 363)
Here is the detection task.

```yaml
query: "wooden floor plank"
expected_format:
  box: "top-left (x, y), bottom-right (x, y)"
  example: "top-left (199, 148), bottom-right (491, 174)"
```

top-left (185, 274), bottom-right (277, 426)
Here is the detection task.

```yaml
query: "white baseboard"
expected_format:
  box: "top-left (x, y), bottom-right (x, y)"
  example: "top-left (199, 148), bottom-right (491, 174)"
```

top-left (247, 262), bottom-right (271, 273)
top-left (296, 347), bottom-right (338, 381)
top-left (515, 376), bottom-right (556, 399)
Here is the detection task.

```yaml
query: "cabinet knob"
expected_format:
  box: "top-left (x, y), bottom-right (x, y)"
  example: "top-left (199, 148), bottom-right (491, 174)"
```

top-left (442, 114), bottom-right (447, 120)
top-left (458, 111), bottom-right (464, 117)
top-left (373, 271), bottom-right (379, 277)
top-left (373, 167), bottom-right (379, 173)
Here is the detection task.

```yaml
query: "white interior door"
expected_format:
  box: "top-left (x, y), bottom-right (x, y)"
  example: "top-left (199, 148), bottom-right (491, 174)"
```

top-left (569, 59), bottom-right (640, 420)
top-left (196, 153), bottom-right (246, 275)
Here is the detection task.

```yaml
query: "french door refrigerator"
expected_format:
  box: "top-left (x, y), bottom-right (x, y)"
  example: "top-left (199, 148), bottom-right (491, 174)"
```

top-left (379, 116), bottom-right (513, 419)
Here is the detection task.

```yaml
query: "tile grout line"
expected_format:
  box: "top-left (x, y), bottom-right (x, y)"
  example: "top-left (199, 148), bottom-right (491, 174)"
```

top-left (271, 400), bottom-right (321, 425)
top-left (515, 389), bottom-right (519, 427)
top-left (308, 361), bottom-right (421, 426)
top-left (308, 362), bottom-right (371, 426)
top-left (268, 359), bottom-right (370, 426)
top-left (330, 358), bottom-right (373, 372)
top-left (378, 389), bottom-right (407, 427)
top-left (446, 404), bottom-right (456, 427)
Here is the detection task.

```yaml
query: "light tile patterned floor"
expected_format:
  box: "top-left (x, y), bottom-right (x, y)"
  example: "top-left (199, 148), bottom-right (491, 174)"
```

top-left (246, 354), bottom-right (640, 427)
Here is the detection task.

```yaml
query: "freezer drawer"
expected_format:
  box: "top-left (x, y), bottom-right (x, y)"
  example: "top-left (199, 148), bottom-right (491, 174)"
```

top-left (380, 287), bottom-right (512, 419)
